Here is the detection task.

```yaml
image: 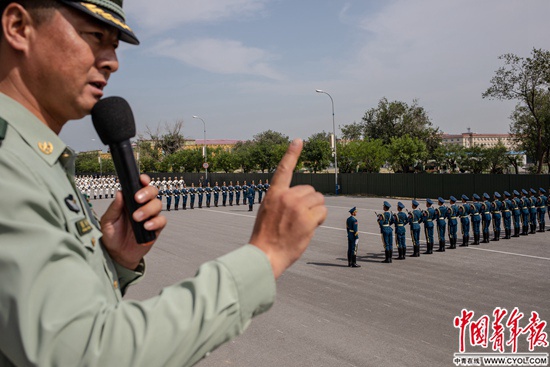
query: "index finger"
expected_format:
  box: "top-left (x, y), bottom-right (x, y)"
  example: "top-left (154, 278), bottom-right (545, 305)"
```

top-left (270, 138), bottom-right (303, 188)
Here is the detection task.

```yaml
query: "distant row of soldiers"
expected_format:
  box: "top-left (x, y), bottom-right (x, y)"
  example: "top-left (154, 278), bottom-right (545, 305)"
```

top-left (154, 180), bottom-right (270, 212)
top-left (377, 187), bottom-right (548, 264)
top-left (75, 176), bottom-right (120, 199)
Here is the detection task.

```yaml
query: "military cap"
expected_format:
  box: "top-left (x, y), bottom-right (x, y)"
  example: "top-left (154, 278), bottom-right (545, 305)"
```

top-left (449, 196), bottom-right (457, 203)
top-left (530, 188), bottom-right (537, 194)
top-left (426, 198), bottom-right (434, 205)
top-left (349, 207), bottom-right (357, 214)
top-left (504, 191), bottom-right (511, 197)
top-left (59, 0), bottom-right (139, 45)
top-left (473, 193), bottom-right (481, 200)
top-left (494, 192), bottom-right (501, 198)
top-left (412, 199), bottom-right (419, 207)
top-left (540, 188), bottom-right (547, 194)
top-left (513, 190), bottom-right (520, 196)
top-left (461, 194), bottom-right (469, 201)
top-left (483, 193), bottom-right (490, 200)
top-left (383, 201), bottom-right (391, 209)
top-left (522, 189), bottom-right (528, 195)
top-left (397, 202), bottom-right (405, 209)
top-left (438, 197), bottom-right (445, 204)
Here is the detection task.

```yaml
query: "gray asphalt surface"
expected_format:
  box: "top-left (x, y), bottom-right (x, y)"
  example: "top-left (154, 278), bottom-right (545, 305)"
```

top-left (91, 194), bottom-right (550, 367)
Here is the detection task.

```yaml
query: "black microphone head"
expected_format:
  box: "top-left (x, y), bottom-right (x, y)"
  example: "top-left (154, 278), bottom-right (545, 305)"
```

top-left (91, 96), bottom-right (136, 145)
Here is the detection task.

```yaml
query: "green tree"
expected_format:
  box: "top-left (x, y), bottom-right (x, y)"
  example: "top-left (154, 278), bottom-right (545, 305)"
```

top-left (340, 122), bottom-right (363, 141)
top-left (485, 141), bottom-right (509, 174)
top-left (252, 130), bottom-right (290, 172)
top-left (387, 135), bottom-right (427, 173)
top-left (302, 131), bottom-right (332, 173)
top-left (212, 147), bottom-right (237, 173)
top-left (355, 139), bottom-right (388, 173)
top-left (483, 48), bottom-right (550, 173)
top-left (233, 141), bottom-right (257, 173)
top-left (75, 151), bottom-right (100, 174)
top-left (463, 145), bottom-right (489, 174)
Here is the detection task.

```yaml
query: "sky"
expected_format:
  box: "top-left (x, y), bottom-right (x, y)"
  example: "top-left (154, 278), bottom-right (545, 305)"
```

top-left (60, 0), bottom-right (550, 152)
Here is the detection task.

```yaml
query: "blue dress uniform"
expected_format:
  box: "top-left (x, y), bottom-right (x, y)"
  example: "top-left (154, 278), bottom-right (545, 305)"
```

top-left (257, 181), bottom-right (264, 204)
top-left (205, 184), bottom-right (212, 208)
top-left (165, 188), bottom-right (173, 211)
top-left (213, 182), bottom-right (220, 207)
top-left (264, 180), bottom-right (270, 194)
top-left (447, 196), bottom-right (459, 249)
top-left (378, 201), bottom-right (394, 263)
top-left (157, 189), bottom-right (164, 208)
top-left (491, 192), bottom-right (502, 241)
top-left (346, 207), bottom-right (360, 268)
top-left (181, 185), bottom-right (188, 210)
top-left (221, 182), bottom-right (228, 206)
top-left (189, 184), bottom-right (196, 209)
top-left (470, 194), bottom-right (482, 245)
top-left (502, 192), bottom-right (513, 239)
top-left (247, 185), bottom-right (255, 212)
top-left (234, 181), bottom-right (241, 205)
top-left (512, 190), bottom-right (522, 237)
top-left (481, 193), bottom-right (492, 243)
top-left (423, 198), bottom-right (436, 254)
top-left (249, 181), bottom-right (257, 204)
top-left (537, 188), bottom-right (547, 232)
top-left (459, 195), bottom-right (470, 247)
top-left (436, 197), bottom-right (448, 252)
top-left (197, 185), bottom-right (205, 208)
top-left (173, 187), bottom-right (180, 210)
top-left (395, 202), bottom-right (408, 260)
top-left (241, 182), bottom-right (248, 205)
top-left (408, 200), bottom-right (423, 257)
top-left (521, 189), bottom-right (531, 235)
top-left (228, 182), bottom-right (234, 206)
top-left (529, 189), bottom-right (538, 233)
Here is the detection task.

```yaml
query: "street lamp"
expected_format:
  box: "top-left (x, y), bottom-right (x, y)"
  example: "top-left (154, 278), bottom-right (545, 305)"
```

top-left (315, 89), bottom-right (338, 194)
top-left (192, 115), bottom-right (208, 181)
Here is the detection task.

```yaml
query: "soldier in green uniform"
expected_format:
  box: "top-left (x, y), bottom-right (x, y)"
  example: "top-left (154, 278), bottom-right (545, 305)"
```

top-left (0, 2), bottom-right (327, 366)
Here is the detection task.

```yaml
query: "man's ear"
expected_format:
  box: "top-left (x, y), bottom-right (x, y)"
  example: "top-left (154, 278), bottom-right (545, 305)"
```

top-left (1, 3), bottom-right (34, 53)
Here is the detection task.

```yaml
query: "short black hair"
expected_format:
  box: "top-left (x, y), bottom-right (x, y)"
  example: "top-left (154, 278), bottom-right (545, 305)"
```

top-left (0, 0), bottom-right (61, 38)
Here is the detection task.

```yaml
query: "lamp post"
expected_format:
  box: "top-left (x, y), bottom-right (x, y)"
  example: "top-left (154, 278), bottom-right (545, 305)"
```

top-left (192, 115), bottom-right (208, 181)
top-left (315, 89), bottom-right (338, 194)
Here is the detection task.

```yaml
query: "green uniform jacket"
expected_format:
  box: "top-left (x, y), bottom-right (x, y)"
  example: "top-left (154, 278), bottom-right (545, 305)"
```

top-left (0, 93), bottom-right (276, 367)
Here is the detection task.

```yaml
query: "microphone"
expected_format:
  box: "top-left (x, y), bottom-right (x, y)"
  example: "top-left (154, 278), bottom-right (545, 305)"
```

top-left (91, 96), bottom-right (156, 244)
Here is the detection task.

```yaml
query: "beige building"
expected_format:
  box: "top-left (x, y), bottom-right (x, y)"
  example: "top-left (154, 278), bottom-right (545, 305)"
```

top-left (441, 128), bottom-right (516, 150)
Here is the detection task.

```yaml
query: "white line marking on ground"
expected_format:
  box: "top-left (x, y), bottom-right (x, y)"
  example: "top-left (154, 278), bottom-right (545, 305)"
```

top-left (466, 247), bottom-right (550, 261)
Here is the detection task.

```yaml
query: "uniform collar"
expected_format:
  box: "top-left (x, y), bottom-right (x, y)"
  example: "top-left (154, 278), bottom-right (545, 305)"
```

top-left (0, 93), bottom-right (69, 167)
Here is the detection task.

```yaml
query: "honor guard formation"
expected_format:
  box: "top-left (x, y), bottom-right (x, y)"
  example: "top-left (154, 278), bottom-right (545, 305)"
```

top-left (367, 187), bottom-right (548, 265)
top-left (75, 175), bottom-right (121, 200)
top-left (144, 177), bottom-right (270, 212)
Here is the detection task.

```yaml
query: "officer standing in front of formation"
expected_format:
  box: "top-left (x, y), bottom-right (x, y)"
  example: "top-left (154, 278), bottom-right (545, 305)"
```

top-left (221, 181), bottom-right (228, 206)
top-left (346, 207), bottom-right (361, 268)
top-left (264, 179), bottom-right (270, 193)
top-left (395, 202), bottom-right (408, 260)
top-left (181, 183), bottom-right (189, 210)
top-left (213, 181), bottom-right (220, 207)
top-left (512, 190), bottom-right (522, 237)
top-left (228, 181), bottom-right (234, 206)
top-left (247, 183), bottom-right (255, 212)
top-left (537, 188), bottom-right (547, 232)
top-left (502, 191), bottom-right (513, 239)
top-left (491, 192), bottom-right (502, 241)
top-left (378, 201), bottom-right (394, 263)
top-left (249, 180), bottom-right (257, 204)
top-left (529, 188), bottom-right (538, 234)
top-left (257, 180), bottom-right (264, 204)
top-left (458, 195), bottom-right (470, 247)
top-left (436, 197), bottom-right (448, 252)
top-left (408, 200), bottom-right (423, 257)
top-left (447, 196), bottom-right (459, 249)
top-left (205, 182), bottom-right (213, 208)
top-left (189, 183), bottom-right (196, 209)
top-left (470, 194), bottom-right (482, 245)
top-left (521, 189), bottom-right (531, 235)
top-left (197, 183), bottom-right (204, 208)
top-left (242, 181), bottom-right (248, 205)
top-left (423, 198), bottom-right (436, 254)
top-left (165, 185), bottom-right (173, 211)
top-left (235, 181), bottom-right (241, 205)
top-left (481, 193), bottom-right (492, 243)
top-left (174, 185), bottom-right (181, 210)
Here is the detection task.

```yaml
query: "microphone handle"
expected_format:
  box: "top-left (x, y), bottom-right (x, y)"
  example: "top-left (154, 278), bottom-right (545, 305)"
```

top-left (110, 140), bottom-right (156, 244)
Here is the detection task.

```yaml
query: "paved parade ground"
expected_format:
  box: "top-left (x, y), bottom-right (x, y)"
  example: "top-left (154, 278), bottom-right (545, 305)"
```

top-left (92, 194), bottom-right (550, 367)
